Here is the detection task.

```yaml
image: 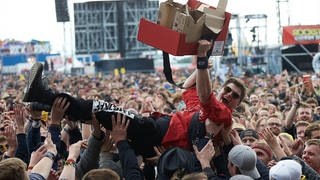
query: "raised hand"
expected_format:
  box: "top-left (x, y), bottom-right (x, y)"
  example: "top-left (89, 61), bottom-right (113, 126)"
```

top-left (229, 129), bottom-right (242, 145)
top-left (259, 128), bottom-right (286, 160)
top-left (29, 144), bottom-right (47, 169)
top-left (44, 133), bottom-right (57, 156)
top-left (68, 140), bottom-right (87, 161)
top-left (279, 135), bottom-right (293, 156)
top-left (51, 97), bottom-right (70, 125)
top-left (1, 123), bottom-right (17, 157)
top-left (290, 138), bottom-right (304, 157)
top-left (197, 40), bottom-right (212, 57)
top-left (87, 114), bottom-right (103, 139)
top-left (101, 130), bottom-right (114, 153)
top-left (259, 128), bottom-right (278, 148)
top-left (13, 103), bottom-right (25, 134)
top-left (193, 140), bottom-right (215, 168)
top-left (110, 113), bottom-right (130, 145)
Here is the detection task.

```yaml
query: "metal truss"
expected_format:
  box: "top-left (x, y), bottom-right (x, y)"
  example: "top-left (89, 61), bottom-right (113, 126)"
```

top-left (74, 0), bottom-right (159, 56)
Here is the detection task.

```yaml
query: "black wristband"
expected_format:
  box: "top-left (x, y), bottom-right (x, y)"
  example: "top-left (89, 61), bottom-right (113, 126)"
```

top-left (44, 151), bottom-right (56, 161)
top-left (197, 56), bottom-right (208, 69)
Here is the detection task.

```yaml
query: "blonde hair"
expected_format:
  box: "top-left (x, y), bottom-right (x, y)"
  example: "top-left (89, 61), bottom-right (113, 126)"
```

top-left (279, 132), bottom-right (294, 142)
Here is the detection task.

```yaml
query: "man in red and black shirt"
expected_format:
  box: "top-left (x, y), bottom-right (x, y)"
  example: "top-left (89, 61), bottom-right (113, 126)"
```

top-left (22, 41), bottom-right (247, 158)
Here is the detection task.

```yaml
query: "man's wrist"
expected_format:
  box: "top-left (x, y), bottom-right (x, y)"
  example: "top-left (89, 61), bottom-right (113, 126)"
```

top-left (197, 57), bottom-right (208, 69)
top-left (44, 151), bottom-right (56, 160)
top-left (115, 139), bottom-right (126, 146)
top-left (200, 161), bottom-right (211, 169)
top-left (16, 128), bottom-right (25, 134)
top-left (64, 158), bottom-right (76, 167)
top-left (67, 155), bottom-right (77, 162)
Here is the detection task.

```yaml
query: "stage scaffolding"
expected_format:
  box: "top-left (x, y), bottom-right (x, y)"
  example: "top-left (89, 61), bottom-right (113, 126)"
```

top-left (73, 0), bottom-right (159, 57)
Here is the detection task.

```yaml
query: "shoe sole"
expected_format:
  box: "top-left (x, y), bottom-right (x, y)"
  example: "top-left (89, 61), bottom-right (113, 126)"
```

top-left (23, 62), bottom-right (43, 102)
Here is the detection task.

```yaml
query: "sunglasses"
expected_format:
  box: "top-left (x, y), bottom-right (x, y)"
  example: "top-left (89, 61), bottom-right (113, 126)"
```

top-left (224, 86), bottom-right (240, 99)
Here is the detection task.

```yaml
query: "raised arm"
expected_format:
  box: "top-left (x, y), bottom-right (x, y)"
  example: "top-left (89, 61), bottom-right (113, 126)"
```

top-left (111, 113), bottom-right (144, 180)
top-left (182, 67), bottom-right (197, 88)
top-left (30, 133), bottom-right (57, 179)
top-left (14, 104), bottom-right (29, 164)
top-left (285, 91), bottom-right (300, 128)
top-left (196, 40), bottom-right (213, 103)
top-left (59, 140), bottom-right (86, 180)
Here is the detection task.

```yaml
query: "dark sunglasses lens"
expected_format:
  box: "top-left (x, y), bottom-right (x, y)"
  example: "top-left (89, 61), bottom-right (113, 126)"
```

top-left (225, 86), bottom-right (232, 93)
top-left (232, 93), bottom-right (240, 99)
top-left (225, 86), bottom-right (240, 99)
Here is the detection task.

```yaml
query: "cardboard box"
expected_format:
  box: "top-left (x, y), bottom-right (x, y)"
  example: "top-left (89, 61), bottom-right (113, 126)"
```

top-left (138, 0), bottom-right (231, 56)
top-left (172, 9), bottom-right (205, 43)
top-left (158, 0), bottom-right (185, 28)
top-left (137, 18), bottom-right (198, 56)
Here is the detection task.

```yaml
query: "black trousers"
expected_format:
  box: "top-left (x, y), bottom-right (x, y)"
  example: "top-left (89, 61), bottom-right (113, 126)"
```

top-left (95, 110), bottom-right (170, 158)
top-left (54, 93), bottom-right (171, 158)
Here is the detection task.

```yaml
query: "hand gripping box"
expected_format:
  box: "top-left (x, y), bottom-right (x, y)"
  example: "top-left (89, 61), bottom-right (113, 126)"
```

top-left (137, 0), bottom-right (231, 56)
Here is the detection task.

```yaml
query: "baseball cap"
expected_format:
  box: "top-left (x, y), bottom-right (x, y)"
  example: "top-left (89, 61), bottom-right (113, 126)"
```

top-left (269, 159), bottom-right (302, 180)
top-left (157, 147), bottom-right (200, 180)
top-left (240, 129), bottom-right (259, 140)
top-left (228, 145), bottom-right (260, 179)
top-left (230, 175), bottom-right (254, 180)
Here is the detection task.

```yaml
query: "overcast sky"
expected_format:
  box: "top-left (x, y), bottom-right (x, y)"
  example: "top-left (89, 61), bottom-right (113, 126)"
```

top-left (0, 0), bottom-right (319, 55)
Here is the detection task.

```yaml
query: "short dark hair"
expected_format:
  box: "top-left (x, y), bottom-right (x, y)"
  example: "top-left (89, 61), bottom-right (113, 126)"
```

top-left (304, 123), bottom-right (320, 141)
top-left (223, 77), bottom-right (247, 102)
top-left (305, 139), bottom-right (320, 147)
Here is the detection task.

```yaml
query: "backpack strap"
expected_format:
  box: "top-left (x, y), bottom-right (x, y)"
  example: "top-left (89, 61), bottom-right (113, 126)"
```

top-left (188, 112), bottom-right (208, 150)
top-left (162, 51), bottom-right (185, 88)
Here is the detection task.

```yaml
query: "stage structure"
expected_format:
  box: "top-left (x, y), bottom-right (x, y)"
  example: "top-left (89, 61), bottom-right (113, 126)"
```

top-left (224, 13), bottom-right (270, 74)
top-left (74, 0), bottom-right (159, 57)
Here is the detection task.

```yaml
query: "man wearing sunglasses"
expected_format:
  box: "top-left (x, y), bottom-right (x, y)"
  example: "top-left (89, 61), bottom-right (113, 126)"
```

top-left (195, 40), bottom-right (246, 138)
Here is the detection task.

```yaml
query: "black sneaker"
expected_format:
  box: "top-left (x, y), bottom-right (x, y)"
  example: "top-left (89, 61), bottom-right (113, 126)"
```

top-left (23, 62), bottom-right (44, 102)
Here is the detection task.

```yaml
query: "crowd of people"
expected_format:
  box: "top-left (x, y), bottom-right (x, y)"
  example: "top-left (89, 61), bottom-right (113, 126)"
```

top-left (0, 40), bottom-right (320, 180)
